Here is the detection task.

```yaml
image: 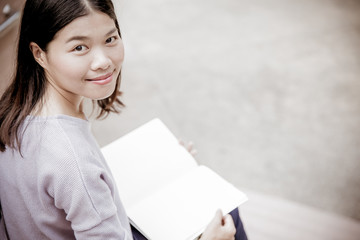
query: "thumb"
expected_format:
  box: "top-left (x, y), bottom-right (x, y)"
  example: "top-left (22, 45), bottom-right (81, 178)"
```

top-left (222, 214), bottom-right (236, 232)
top-left (209, 209), bottom-right (224, 226)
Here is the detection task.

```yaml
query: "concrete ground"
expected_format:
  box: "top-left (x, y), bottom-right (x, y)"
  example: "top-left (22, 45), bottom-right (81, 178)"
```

top-left (90, 0), bottom-right (360, 236)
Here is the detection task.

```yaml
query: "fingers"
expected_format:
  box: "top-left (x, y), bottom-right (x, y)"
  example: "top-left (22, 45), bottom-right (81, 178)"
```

top-left (188, 142), bottom-right (198, 156)
top-left (211, 210), bottom-right (233, 227)
top-left (178, 139), bottom-right (198, 156)
top-left (222, 214), bottom-right (236, 236)
top-left (201, 210), bottom-right (236, 240)
top-left (212, 209), bottom-right (224, 226)
top-left (206, 209), bottom-right (222, 230)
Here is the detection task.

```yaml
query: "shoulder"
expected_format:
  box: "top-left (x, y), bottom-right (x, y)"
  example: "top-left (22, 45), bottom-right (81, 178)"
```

top-left (22, 115), bottom-right (106, 186)
top-left (23, 115), bottom-right (97, 159)
top-left (8, 116), bottom-right (125, 233)
top-left (24, 116), bottom-right (119, 226)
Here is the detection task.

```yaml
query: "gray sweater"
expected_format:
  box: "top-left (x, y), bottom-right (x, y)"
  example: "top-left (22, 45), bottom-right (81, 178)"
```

top-left (0, 115), bottom-right (133, 239)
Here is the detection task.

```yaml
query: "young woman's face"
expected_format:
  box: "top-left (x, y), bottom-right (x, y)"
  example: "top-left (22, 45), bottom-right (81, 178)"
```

top-left (41, 10), bottom-right (124, 105)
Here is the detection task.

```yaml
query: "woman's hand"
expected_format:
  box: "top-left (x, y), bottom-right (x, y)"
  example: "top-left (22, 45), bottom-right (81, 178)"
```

top-left (179, 140), bottom-right (198, 156)
top-left (199, 210), bottom-right (236, 240)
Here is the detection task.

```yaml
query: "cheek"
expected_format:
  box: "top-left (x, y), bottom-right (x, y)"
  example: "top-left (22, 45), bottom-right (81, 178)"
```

top-left (52, 55), bottom-right (89, 80)
top-left (112, 44), bottom-right (125, 68)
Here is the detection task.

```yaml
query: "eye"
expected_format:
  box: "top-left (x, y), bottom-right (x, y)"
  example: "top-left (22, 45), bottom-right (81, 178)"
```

top-left (73, 45), bottom-right (88, 52)
top-left (105, 36), bottom-right (117, 44)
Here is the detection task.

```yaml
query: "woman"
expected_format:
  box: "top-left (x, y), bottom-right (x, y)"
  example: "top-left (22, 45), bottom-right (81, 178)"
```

top-left (0, 0), bottom-right (247, 239)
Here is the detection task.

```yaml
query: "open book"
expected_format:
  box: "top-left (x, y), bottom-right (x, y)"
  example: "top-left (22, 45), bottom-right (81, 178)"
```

top-left (101, 119), bottom-right (248, 240)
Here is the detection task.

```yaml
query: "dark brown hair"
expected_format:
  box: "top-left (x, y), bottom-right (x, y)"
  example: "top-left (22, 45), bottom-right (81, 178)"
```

top-left (0, 0), bottom-right (124, 152)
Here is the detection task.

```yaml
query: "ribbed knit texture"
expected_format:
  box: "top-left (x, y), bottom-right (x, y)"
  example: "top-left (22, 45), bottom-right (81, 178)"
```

top-left (0, 115), bottom-right (133, 239)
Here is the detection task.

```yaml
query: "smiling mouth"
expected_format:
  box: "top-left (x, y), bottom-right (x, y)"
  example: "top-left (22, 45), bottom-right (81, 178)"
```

top-left (86, 71), bottom-right (115, 85)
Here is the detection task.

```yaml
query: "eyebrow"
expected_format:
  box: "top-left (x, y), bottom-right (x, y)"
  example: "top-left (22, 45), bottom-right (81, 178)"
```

top-left (66, 28), bottom-right (118, 43)
top-left (106, 28), bottom-right (118, 36)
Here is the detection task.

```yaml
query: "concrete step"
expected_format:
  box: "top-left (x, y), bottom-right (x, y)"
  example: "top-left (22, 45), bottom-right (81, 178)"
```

top-left (240, 190), bottom-right (360, 240)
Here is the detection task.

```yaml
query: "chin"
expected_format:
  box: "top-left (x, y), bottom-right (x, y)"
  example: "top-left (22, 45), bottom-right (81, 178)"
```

top-left (91, 85), bottom-right (117, 101)
top-left (92, 93), bottom-right (113, 101)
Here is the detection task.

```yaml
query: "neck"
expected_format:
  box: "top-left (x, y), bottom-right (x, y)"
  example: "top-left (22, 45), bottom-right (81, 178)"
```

top-left (33, 84), bottom-right (86, 120)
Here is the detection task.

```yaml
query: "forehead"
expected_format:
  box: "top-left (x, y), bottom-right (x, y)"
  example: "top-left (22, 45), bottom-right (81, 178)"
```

top-left (53, 11), bottom-right (116, 41)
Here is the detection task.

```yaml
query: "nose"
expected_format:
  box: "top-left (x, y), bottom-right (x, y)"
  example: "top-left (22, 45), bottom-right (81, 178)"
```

top-left (91, 48), bottom-right (111, 71)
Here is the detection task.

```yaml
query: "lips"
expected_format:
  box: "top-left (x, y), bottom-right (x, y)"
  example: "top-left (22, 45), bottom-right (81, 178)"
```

top-left (87, 71), bottom-right (114, 85)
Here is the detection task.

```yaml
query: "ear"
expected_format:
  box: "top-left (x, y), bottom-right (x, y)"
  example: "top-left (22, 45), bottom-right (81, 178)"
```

top-left (29, 42), bottom-right (48, 69)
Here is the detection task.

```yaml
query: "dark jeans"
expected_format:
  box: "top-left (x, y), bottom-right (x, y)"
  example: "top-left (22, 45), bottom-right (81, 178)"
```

top-left (131, 208), bottom-right (247, 240)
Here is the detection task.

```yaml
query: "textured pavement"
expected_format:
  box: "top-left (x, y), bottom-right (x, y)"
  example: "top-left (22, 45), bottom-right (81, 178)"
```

top-left (90, 0), bottom-right (360, 222)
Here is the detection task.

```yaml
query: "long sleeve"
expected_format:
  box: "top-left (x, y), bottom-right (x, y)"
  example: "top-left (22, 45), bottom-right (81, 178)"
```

top-left (41, 118), bottom-right (133, 239)
top-left (0, 115), bottom-right (133, 240)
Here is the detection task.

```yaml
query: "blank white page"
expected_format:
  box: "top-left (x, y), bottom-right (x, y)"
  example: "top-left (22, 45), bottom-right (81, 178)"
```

top-left (101, 119), bottom-right (198, 209)
top-left (127, 166), bottom-right (248, 240)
